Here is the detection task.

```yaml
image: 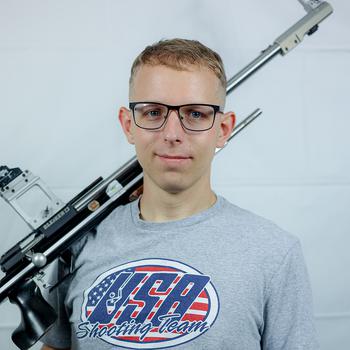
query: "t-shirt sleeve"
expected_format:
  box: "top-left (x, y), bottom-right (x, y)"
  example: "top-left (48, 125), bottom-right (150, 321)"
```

top-left (261, 240), bottom-right (319, 350)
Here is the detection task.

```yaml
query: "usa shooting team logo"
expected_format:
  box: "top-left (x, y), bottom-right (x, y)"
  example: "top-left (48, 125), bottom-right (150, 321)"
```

top-left (77, 258), bottom-right (220, 348)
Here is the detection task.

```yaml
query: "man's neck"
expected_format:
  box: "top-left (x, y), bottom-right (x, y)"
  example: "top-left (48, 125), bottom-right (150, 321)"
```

top-left (139, 178), bottom-right (217, 222)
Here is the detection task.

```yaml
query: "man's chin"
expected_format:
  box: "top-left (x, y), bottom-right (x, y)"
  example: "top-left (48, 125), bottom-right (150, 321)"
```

top-left (157, 179), bottom-right (188, 195)
top-left (160, 184), bottom-right (186, 195)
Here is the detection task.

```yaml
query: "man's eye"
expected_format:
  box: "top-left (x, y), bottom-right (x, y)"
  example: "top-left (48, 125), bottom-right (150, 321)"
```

top-left (190, 111), bottom-right (203, 119)
top-left (145, 110), bottom-right (161, 117)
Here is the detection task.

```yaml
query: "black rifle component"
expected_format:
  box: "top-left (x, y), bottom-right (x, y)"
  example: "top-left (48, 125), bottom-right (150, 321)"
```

top-left (0, 160), bottom-right (142, 275)
top-left (8, 279), bottom-right (57, 350)
top-left (0, 160), bottom-right (144, 303)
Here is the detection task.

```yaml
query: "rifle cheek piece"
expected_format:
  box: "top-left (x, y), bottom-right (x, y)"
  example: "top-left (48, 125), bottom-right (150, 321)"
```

top-left (9, 279), bottom-right (57, 350)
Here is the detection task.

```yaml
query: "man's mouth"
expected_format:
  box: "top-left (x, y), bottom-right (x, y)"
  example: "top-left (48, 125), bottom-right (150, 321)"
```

top-left (157, 154), bottom-right (192, 159)
top-left (155, 154), bottom-right (192, 164)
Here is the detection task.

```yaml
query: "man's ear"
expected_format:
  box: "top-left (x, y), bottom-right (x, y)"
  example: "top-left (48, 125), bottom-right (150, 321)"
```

top-left (118, 107), bottom-right (135, 144)
top-left (216, 111), bottom-right (236, 148)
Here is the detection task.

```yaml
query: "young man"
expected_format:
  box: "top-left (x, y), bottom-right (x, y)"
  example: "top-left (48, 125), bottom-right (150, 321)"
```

top-left (41, 39), bottom-right (318, 350)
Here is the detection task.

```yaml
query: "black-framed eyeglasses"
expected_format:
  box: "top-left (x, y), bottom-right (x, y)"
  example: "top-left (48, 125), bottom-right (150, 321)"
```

top-left (129, 102), bottom-right (223, 132)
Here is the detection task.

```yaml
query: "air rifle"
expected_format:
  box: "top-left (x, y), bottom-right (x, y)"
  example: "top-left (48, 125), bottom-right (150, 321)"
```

top-left (0, 1), bottom-right (333, 348)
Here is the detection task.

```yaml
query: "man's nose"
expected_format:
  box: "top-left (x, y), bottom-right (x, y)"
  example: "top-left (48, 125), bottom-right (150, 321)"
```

top-left (162, 110), bottom-right (185, 142)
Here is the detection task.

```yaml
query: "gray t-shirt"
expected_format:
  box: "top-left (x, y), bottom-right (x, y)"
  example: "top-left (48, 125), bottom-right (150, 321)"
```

top-left (41, 195), bottom-right (319, 349)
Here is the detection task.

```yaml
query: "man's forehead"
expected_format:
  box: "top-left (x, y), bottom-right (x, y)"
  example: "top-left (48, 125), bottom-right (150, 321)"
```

top-left (129, 64), bottom-right (225, 106)
top-left (132, 63), bottom-right (215, 80)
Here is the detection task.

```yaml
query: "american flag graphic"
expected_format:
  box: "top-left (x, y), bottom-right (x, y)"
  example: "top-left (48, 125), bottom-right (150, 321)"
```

top-left (80, 259), bottom-right (219, 348)
top-left (86, 272), bottom-right (119, 316)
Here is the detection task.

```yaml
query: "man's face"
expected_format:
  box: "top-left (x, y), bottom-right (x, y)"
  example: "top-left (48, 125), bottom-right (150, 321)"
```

top-left (119, 64), bottom-right (234, 194)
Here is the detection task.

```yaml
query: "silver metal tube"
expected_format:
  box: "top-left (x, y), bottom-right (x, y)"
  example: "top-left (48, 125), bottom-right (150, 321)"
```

top-left (215, 108), bottom-right (262, 155)
top-left (226, 44), bottom-right (281, 94)
top-left (226, 1), bottom-right (333, 94)
top-left (228, 108), bottom-right (262, 140)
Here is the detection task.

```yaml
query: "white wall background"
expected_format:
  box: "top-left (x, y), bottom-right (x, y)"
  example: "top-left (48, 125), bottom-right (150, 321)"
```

top-left (0, 0), bottom-right (349, 349)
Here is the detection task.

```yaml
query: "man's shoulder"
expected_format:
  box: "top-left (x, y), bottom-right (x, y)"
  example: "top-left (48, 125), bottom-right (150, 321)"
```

top-left (218, 196), bottom-right (300, 254)
top-left (98, 200), bottom-right (133, 230)
top-left (69, 201), bottom-right (133, 256)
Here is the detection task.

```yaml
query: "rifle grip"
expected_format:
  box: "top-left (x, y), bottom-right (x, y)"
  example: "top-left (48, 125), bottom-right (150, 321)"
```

top-left (9, 279), bottom-right (57, 350)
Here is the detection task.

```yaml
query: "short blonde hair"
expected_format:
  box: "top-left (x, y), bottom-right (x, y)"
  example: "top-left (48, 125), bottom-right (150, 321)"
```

top-left (129, 38), bottom-right (227, 89)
